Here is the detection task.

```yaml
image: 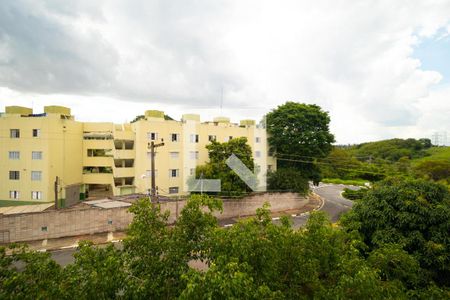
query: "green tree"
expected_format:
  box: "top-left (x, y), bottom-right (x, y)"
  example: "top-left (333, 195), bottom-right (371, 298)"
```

top-left (342, 178), bottom-right (450, 288)
top-left (266, 102), bottom-right (335, 183)
top-left (192, 137), bottom-right (256, 195)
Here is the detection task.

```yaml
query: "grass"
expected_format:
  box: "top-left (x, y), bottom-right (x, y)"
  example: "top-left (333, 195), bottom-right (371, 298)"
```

top-left (321, 178), bottom-right (368, 186)
top-left (411, 146), bottom-right (450, 166)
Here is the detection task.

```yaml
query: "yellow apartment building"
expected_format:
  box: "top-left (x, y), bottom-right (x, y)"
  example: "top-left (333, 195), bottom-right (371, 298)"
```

top-left (0, 105), bottom-right (276, 205)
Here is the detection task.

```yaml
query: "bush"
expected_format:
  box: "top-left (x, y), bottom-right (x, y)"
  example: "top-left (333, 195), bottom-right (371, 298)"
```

top-left (267, 168), bottom-right (309, 195)
top-left (342, 187), bottom-right (368, 200)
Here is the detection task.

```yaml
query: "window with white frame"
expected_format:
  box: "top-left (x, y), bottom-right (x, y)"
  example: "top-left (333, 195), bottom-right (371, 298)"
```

top-left (10, 129), bottom-right (20, 138)
top-left (9, 171), bottom-right (20, 180)
top-left (171, 133), bottom-right (180, 142)
top-left (189, 151), bottom-right (199, 160)
top-left (169, 169), bottom-right (179, 178)
top-left (8, 151), bottom-right (20, 160)
top-left (255, 137), bottom-right (261, 143)
top-left (32, 191), bottom-right (42, 200)
top-left (255, 151), bottom-right (261, 158)
top-left (169, 186), bottom-right (179, 194)
top-left (31, 171), bottom-right (42, 181)
top-left (32, 129), bottom-right (40, 137)
top-left (208, 135), bottom-right (216, 142)
top-left (190, 134), bottom-right (199, 143)
top-left (32, 151), bottom-right (42, 160)
top-left (147, 132), bottom-right (158, 141)
top-left (170, 152), bottom-right (179, 159)
top-left (9, 190), bottom-right (20, 199)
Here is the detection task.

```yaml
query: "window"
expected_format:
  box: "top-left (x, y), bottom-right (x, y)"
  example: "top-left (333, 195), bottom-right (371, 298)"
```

top-left (147, 132), bottom-right (158, 141)
top-left (170, 152), bottom-right (179, 159)
top-left (9, 171), bottom-right (20, 180)
top-left (190, 134), bottom-right (199, 143)
top-left (9, 191), bottom-right (20, 199)
top-left (169, 187), bottom-right (179, 194)
top-left (32, 151), bottom-right (42, 160)
top-left (255, 137), bottom-right (261, 143)
top-left (10, 129), bottom-right (20, 138)
top-left (189, 151), bottom-right (199, 160)
top-left (41, 226), bottom-right (48, 232)
top-left (208, 135), bottom-right (216, 142)
top-left (255, 151), bottom-right (261, 158)
top-left (190, 168), bottom-right (195, 176)
top-left (228, 136), bottom-right (233, 141)
top-left (268, 165), bottom-right (273, 171)
top-left (107, 219), bottom-right (113, 225)
top-left (31, 191), bottom-right (42, 200)
top-left (9, 151), bottom-right (20, 160)
top-left (171, 133), bottom-right (180, 142)
top-left (169, 169), bottom-right (179, 178)
top-left (32, 129), bottom-right (40, 137)
top-left (31, 171), bottom-right (42, 181)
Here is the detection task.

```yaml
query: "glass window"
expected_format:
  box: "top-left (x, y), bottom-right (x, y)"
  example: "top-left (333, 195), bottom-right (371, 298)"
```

top-left (169, 187), bottom-right (179, 194)
top-left (169, 169), bottom-right (179, 178)
top-left (228, 136), bottom-right (233, 141)
top-left (31, 171), bottom-right (42, 181)
top-left (189, 151), bottom-right (199, 160)
top-left (31, 191), bottom-right (42, 200)
top-left (171, 133), bottom-right (179, 142)
top-left (8, 151), bottom-right (20, 160)
top-left (255, 137), bottom-right (261, 143)
top-left (10, 129), bottom-right (20, 138)
top-left (255, 151), bottom-right (261, 158)
top-left (147, 132), bottom-right (158, 140)
top-left (208, 135), bottom-right (216, 142)
top-left (145, 170), bottom-right (158, 177)
top-left (190, 168), bottom-right (195, 176)
top-left (170, 152), bottom-right (179, 159)
top-left (32, 129), bottom-right (40, 137)
top-left (32, 151), bottom-right (42, 160)
top-left (190, 134), bottom-right (199, 143)
top-left (9, 171), bottom-right (20, 180)
top-left (9, 191), bottom-right (20, 199)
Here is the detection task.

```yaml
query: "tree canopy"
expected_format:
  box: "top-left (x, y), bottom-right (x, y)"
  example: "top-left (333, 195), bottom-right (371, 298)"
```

top-left (266, 102), bottom-right (335, 184)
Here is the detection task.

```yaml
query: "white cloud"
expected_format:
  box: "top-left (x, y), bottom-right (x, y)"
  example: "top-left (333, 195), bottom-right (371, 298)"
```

top-left (1, 0), bottom-right (450, 143)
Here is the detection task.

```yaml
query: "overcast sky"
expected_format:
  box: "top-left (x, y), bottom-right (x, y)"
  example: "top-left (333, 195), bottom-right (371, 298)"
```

top-left (0, 0), bottom-right (449, 144)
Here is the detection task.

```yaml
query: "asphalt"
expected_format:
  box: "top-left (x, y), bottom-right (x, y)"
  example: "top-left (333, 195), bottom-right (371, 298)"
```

top-left (47, 184), bottom-right (354, 266)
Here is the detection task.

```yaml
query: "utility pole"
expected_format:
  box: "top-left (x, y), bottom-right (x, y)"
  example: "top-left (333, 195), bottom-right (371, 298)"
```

top-left (148, 140), bottom-right (164, 206)
top-left (54, 176), bottom-right (59, 209)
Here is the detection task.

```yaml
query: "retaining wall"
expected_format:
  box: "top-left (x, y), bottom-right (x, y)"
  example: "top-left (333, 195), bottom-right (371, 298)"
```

top-left (0, 192), bottom-right (308, 243)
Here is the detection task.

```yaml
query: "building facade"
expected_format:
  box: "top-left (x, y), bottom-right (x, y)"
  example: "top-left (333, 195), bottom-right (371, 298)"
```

top-left (0, 106), bottom-right (276, 205)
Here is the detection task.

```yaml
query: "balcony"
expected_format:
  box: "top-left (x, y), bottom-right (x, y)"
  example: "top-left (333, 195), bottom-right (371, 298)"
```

top-left (113, 167), bottom-right (135, 178)
top-left (83, 157), bottom-right (113, 167)
top-left (83, 173), bottom-right (113, 185)
top-left (83, 139), bottom-right (114, 150)
top-left (114, 131), bottom-right (134, 140)
top-left (114, 149), bottom-right (135, 159)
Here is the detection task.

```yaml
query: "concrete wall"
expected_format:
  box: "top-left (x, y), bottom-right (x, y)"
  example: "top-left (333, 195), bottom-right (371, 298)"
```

top-left (0, 192), bottom-right (307, 243)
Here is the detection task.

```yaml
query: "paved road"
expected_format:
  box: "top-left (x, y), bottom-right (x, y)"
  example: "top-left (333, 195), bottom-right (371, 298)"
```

top-left (49, 184), bottom-right (354, 265)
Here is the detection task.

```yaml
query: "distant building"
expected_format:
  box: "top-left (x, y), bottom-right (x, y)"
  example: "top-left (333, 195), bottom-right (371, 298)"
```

top-left (0, 105), bottom-right (275, 205)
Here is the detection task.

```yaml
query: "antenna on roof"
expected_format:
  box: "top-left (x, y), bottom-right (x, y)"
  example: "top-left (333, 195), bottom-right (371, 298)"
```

top-left (220, 85), bottom-right (223, 114)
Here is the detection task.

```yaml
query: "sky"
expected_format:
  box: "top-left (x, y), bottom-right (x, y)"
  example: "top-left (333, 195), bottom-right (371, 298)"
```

top-left (0, 0), bottom-right (449, 145)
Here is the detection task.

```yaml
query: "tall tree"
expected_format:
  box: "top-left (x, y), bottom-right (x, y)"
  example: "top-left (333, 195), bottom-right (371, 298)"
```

top-left (266, 102), bottom-right (335, 182)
